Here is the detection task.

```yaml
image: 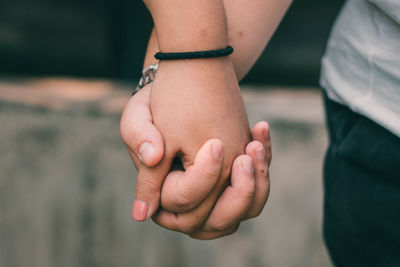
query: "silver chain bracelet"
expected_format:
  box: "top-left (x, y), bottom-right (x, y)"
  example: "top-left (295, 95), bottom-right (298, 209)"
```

top-left (132, 64), bottom-right (158, 96)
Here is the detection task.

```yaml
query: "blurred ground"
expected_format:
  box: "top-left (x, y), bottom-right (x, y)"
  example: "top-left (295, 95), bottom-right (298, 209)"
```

top-left (0, 77), bottom-right (332, 267)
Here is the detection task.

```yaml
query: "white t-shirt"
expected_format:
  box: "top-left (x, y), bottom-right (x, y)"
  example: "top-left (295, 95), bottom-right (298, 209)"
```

top-left (320, 0), bottom-right (400, 137)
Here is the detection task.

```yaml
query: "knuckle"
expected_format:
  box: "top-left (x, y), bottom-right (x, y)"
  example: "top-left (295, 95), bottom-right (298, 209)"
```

top-left (245, 189), bottom-right (256, 202)
top-left (188, 230), bottom-right (212, 240)
top-left (201, 167), bottom-right (220, 181)
top-left (181, 221), bottom-right (201, 235)
top-left (246, 208), bottom-right (262, 219)
top-left (136, 176), bottom-right (160, 195)
top-left (188, 232), bottom-right (203, 240)
top-left (152, 217), bottom-right (177, 232)
top-left (177, 213), bottom-right (206, 234)
top-left (210, 217), bottom-right (233, 232)
top-left (236, 185), bottom-right (255, 203)
top-left (249, 199), bottom-right (268, 218)
top-left (172, 193), bottom-right (197, 212)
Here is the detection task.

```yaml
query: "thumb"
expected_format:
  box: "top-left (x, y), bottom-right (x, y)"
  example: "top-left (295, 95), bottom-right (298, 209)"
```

top-left (120, 85), bottom-right (164, 167)
top-left (161, 139), bottom-right (224, 213)
top-left (132, 150), bottom-right (174, 221)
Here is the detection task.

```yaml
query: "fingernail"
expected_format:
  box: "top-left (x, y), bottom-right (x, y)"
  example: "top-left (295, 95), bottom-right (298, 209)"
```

top-left (132, 199), bottom-right (148, 221)
top-left (241, 158), bottom-right (254, 174)
top-left (255, 146), bottom-right (265, 160)
top-left (138, 142), bottom-right (155, 163)
top-left (211, 142), bottom-right (223, 161)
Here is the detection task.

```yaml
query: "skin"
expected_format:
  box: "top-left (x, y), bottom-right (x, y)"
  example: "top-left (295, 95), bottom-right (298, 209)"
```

top-left (122, 86), bottom-right (272, 239)
top-left (120, 0), bottom-right (292, 239)
top-left (132, 0), bottom-right (251, 225)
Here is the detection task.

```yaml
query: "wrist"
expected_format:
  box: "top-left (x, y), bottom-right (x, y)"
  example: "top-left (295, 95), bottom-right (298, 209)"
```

top-left (154, 57), bottom-right (239, 95)
top-left (157, 56), bottom-right (235, 78)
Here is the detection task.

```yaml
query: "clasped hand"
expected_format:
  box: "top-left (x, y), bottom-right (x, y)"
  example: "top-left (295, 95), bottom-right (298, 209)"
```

top-left (120, 57), bottom-right (271, 239)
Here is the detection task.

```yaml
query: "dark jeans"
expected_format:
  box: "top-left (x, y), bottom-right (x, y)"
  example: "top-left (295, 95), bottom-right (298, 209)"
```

top-left (323, 93), bottom-right (400, 267)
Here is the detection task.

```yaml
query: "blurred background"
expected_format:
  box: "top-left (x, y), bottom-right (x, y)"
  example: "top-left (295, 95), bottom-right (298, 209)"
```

top-left (0, 0), bottom-right (345, 266)
top-left (0, 0), bottom-right (345, 85)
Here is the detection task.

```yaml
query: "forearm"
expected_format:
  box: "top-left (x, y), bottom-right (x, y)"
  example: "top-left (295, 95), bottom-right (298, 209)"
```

top-left (144, 0), bottom-right (228, 53)
top-left (143, 0), bottom-right (293, 81)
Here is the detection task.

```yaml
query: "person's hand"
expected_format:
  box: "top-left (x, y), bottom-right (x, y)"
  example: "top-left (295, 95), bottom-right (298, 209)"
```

top-left (153, 121), bottom-right (271, 240)
top-left (120, 86), bottom-right (271, 239)
top-left (136, 57), bottom-right (250, 225)
top-left (120, 67), bottom-right (272, 239)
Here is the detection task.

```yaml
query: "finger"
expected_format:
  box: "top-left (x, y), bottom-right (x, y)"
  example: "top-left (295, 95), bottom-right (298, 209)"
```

top-left (189, 224), bottom-right (240, 240)
top-left (161, 139), bottom-right (224, 213)
top-left (200, 155), bottom-right (255, 232)
top-left (132, 149), bottom-right (174, 221)
top-left (251, 121), bottom-right (271, 165)
top-left (244, 141), bottom-right (270, 219)
top-left (120, 85), bottom-right (164, 167)
top-left (151, 148), bottom-right (241, 234)
top-left (152, 188), bottom-right (222, 234)
top-left (152, 125), bottom-right (271, 230)
top-left (152, 174), bottom-right (230, 234)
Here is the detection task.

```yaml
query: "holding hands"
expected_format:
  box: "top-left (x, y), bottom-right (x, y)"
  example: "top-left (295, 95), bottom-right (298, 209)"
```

top-left (120, 66), bottom-right (272, 239)
top-left (120, 0), bottom-right (291, 239)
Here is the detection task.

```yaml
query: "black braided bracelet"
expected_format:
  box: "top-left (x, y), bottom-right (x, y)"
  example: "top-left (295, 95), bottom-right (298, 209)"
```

top-left (154, 45), bottom-right (233, 60)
